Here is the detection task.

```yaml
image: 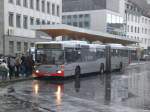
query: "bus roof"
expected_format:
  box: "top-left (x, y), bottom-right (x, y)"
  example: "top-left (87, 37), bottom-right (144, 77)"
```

top-left (108, 44), bottom-right (128, 49)
top-left (36, 41), bottom-right (130, 50)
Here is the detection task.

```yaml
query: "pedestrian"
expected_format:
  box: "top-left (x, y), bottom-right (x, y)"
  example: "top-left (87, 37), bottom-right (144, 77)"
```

top-left (8, 56), bottom-right (15, 80)
top-left (0, 60), bottom-right (9, 80)
top-left (20, 54), bottom-right (26, 77)
top-left (15, 55), bottom-right (21, 78)
top-left (26, 55), bottom-right (34, 77)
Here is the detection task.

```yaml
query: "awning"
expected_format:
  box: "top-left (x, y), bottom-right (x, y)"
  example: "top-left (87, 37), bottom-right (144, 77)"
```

top-left (31, 24), bottom-right (138, 45)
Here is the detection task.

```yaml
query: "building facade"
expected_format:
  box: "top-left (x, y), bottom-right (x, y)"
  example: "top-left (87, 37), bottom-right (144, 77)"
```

top-left (0, 0), bottom-right (62, 56)
top-left (125, 0), bottom-right (150, 50)
top-left (62, 0), bottom-right (126, 39)
top-left (62, 0), bottom-right (150, 51)
top-left (62, 10), bottom-right (125, 37)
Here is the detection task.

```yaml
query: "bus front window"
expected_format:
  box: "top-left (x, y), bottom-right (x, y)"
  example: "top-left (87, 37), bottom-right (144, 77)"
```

top-left (36, 49), bottom-right (64, 65)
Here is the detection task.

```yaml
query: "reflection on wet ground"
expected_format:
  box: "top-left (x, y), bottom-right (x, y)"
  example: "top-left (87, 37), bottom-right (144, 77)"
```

top-left (0, 63), bottom-right (150, 112)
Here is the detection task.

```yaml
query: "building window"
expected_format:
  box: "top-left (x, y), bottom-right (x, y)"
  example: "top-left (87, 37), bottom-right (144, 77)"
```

top-left (36, 0), bottom-right (40, 11)
top-left (127, 25), bottom-right (129, 32)
top-left (30, 17), bottom-right (34, 25)
top-left (73, 22), bottom-right (77, 26)
top-left (23, 15), bottom-right (28, 29)
top-left (131, 15), bottom-right (133, 21)
top-left (112, 15), bottom-right (116, 23)
top-left (47, 2), bottom-right (50, 14)
top-left (145, 19), bottom-right (147, 24)
top-left (127, 14), bottom-right (130, 21)
top-left (73, 15), bottom-right (77, 22)
top-left (23, 0), bottom-right (28, 7)
top-left (17, 42), bottom-right (21, 52)
top-left (42, 0), bottom-right (45, 12)
top-left (79, 22), bottom-right (83, 28)
top-left (145, 28), bottom-right (147, 34)
top-left (47, 21), bottom-right (50, 24)
top-left (9, 12), bottom-right (14, 27)
top-left (138, 17), bottom-right (140, 23)
top-left (84, 21), bottom-right (90, 29)
top-left (52, 4), bottom-right (55, 15)
top-left (24, 42), bottom-right (28, 53)
top-left (30, 43), bottom-right (34, 47)
top-left (16, 0), bottom-right (21, 5)
top-left (145, 39), bottom-right (147, 44)
top-left (138, 27), bottom-right (140, 33)
top-left (107, 14), bottom-right (112, 23)
top-left (42, 20), bottom-right (45, 24)
top-left (84, 14), bottom-right (90, 21)
top-left (135, 27), bottom-right (137, 33)
top-left (9, 0), bottom-right (13, 3)
top-left (30, 0), bottom-right (34, 9)
top-left (135, 16), bottom-right (137, 23)
top-left (57, 5), bottom-right (60, 17)
top-left (131, 26), bottom-right (133, 32)
top-left (16, 14), bottom-right (21, 28)
top-left (9, 41), bottom-right (14, 54)
top-left (142, 28), bottom-right (144, 34)
top-left (36, 18), bottom-right (40, 25)
top-left (142, 18), bottom-right (144, 23)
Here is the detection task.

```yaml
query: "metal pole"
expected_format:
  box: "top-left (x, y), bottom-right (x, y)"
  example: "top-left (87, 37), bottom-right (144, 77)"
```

top-left (105, 45), bottom-right (111, 103)
top-left (3, 34), bottom-right (5, 55)
top-left (105, 45), bottom-right (111, 73)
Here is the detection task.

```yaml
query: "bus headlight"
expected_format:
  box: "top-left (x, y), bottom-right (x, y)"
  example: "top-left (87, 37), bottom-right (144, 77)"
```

top-left (35, 70), bottom-right (40, 73)
top-left (57, 70), bottom-right (62, 74)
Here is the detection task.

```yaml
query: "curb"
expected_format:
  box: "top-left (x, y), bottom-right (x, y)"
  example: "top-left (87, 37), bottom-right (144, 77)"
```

top-left (0, 77), bottom-right (34, 87)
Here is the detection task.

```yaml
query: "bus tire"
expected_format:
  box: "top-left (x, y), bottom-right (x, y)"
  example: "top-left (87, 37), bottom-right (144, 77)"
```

top-left (119, 62), bottom-right (123, 71)
top-left (100, 64), bottom-right (104, 74)
top-left (75, 66), bottom-right (81, 78)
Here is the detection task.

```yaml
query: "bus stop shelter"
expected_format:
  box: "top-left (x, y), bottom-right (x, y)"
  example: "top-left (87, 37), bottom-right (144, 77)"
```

top-left (31, 24), bottom-right (138, 45)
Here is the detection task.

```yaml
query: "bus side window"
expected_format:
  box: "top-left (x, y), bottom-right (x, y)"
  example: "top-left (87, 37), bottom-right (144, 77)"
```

top-left (74, 50), bottom-right (82, 62)
top-left (65, 48), bottom-right (73, 63)
top-left (65, 48), bottom-right (82, 63)
top-left (96, 49), bottom-right (104, 59)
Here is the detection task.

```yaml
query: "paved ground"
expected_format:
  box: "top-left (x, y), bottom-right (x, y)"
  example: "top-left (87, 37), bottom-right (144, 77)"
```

top-left (0, 62), bottom-right (150, 112)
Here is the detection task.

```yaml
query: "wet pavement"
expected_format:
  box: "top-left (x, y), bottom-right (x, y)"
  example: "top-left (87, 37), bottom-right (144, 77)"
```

top-left (0, 63), bottom-right (150, 112)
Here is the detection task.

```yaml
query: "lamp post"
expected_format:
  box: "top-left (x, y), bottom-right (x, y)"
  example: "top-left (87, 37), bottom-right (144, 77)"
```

top-left (3, 34), bottom-right (5, 55)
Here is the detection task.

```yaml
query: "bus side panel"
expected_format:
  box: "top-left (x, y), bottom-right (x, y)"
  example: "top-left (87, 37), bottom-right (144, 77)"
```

top-left (63, 58), bottom-right (106, 77)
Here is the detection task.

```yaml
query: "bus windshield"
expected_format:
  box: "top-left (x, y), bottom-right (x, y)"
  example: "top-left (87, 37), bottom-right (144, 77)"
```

top-left (36, 49), bottom-right (64, 65)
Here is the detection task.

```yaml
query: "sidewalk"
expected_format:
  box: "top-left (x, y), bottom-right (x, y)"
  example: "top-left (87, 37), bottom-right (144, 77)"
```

top-left (0, 76), bottom-right (33, 86)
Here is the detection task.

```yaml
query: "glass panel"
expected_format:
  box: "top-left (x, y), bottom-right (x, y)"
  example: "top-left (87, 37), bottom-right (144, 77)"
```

top-left (36, 50), bottom-right (64, 65)
top-left (107, 14), bottom-right (111, 23)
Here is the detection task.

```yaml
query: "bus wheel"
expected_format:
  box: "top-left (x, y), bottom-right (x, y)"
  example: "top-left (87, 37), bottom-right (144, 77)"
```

top-left (75, 67), bottom-right (80, 78)
top-left (119, 62), bottom-right (123, 71)
top-left (100, 64), bottom-right (104, 74)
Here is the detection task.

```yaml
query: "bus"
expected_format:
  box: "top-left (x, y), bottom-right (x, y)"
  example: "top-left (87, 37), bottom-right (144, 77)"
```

top-left (32, 41), bottom-right (130, 78)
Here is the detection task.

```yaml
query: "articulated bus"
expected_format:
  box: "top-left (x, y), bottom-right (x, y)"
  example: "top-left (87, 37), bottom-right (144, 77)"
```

top-left (32, 41), bottom-right (130, 78)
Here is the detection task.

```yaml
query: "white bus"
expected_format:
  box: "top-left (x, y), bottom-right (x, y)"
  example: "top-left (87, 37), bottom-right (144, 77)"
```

top-left (33, 41), bottom-right (130, 78)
